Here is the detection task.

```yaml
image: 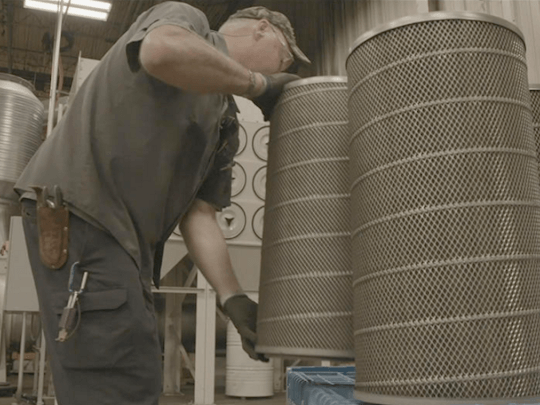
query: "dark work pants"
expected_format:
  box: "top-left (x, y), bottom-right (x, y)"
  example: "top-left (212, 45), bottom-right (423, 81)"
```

top-left (21, 200), bottom-right (162, 405)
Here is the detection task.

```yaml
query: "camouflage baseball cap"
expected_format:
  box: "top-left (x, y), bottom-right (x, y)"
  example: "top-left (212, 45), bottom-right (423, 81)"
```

top-left (228, 6), bottom-right (311, 65)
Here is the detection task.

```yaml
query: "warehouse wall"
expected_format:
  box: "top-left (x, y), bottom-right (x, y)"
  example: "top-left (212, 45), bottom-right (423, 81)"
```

top-left (316, 0), bottom-right (429, 76)
top-left (438, 0), bottom-right (540, 83)
top-left (286, 0), bottom-right (539, 84)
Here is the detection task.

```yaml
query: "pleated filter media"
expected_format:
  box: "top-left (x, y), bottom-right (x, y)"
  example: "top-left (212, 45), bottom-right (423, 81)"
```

top-left (256, 77), bottom-right (354, 359)
top-left (347, 12), bottom-right (540, 404)
top-left (531, 85), bottom-right (540, 186)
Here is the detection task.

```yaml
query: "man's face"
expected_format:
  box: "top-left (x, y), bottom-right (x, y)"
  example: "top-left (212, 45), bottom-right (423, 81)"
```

top-left (248, 22), bottom-right (294, 75)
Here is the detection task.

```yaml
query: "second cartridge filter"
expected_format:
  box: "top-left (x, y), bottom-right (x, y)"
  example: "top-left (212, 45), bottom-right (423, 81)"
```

top-left (256, 77), bottom-right (354, 359)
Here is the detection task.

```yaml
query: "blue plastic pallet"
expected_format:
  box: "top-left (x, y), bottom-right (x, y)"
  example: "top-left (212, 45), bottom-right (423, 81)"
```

top-left (287, 366), bottom-right (361, 405)
top-left (286, 366), bottom-right (540, 405)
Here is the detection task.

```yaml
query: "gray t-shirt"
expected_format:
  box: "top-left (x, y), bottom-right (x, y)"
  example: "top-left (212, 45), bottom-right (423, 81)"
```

top-left (15, 2), bottom-right (239, 283)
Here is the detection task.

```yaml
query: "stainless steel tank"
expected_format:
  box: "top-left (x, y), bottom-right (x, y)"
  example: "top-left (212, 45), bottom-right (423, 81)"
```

top-left (347, 12), bottom-right (540, 404)
top-left (256, 77), bottom-right (354, 359)
top-left (0, 74), bottom-right (44, 242)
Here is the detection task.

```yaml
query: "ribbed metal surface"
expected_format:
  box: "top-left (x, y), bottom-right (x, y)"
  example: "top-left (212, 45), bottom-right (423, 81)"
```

top-left (0, 74), bottom-right (44, 242)
top-left (0, 73), bottom-right (44, 196)
top-left (347, 13), bottom-right (540, 404)
top-left (226, 322), bottom-right (273, 397)
top-left (226, 292), bottom-right (273, 398)
top-left (256, 77), bottom-right (354, 359)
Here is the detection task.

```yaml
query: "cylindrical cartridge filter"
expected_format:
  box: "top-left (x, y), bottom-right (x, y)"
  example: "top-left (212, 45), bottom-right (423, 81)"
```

top-left (347, 12), bottom-right (540, 404)
top-left (256, 77), bottom-right (354, 359)
top-left (0, 74), bottom-right (44, 242)
top-left (532, 85), bottom-right (540, 181)
top-left (226, 292), bottom-right (273, 398)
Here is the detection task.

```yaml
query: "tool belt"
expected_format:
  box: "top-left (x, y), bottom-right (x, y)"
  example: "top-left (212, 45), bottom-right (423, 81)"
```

top-left (31, 186), bottom-right (69, 269)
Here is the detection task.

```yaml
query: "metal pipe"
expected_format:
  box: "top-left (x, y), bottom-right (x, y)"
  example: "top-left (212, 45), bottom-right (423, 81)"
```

top-left (46, 0), bottom-right (65, 138)
top-left (37, 330), bottom-right (46, 405)
top-left (150, 286), bottom-right (203, 295)
top-left (7, 0), bottom-right (14, 74)
top-left (15, 313), bottom-right (26, 400)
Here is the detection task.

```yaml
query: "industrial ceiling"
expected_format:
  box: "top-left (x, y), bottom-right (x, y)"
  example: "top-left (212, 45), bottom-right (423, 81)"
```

top-left (0, 0), bottom-right (321, 99)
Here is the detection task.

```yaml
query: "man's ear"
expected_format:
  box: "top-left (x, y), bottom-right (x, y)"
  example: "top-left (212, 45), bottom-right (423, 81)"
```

top-left (254, 19), bottom-right (270, 40)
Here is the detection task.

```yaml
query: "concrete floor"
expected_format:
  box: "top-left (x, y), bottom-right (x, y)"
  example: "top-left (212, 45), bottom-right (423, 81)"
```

top-left (0, 393), bottom-right (286, 405)
top-left (0, 374), bottom-right (287, 405)
top-left (160, 388), bottom-right (286, 405)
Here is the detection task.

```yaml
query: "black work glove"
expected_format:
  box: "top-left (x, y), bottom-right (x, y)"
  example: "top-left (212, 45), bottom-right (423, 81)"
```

top-left (223, 294), bottom-right (269, 362)
top-left (252, 73), bottom-right (301, 121)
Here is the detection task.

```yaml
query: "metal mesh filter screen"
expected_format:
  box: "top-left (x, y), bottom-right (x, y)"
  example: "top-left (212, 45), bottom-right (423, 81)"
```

top-left (256, 77), bottom-right (354, 359)
top-left (532, 87), bottom-right (540, 187)
top-left (347, 13), bottom-right (540, 404)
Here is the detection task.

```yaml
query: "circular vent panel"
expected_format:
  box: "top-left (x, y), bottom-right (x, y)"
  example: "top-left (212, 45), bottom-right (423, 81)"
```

top-left (253, 126), bottom-right (270, 161)
top-left (231, 163), bottom-right (246, 197)
top-left (217, 202), bottom-right (246, 239)
top-left (237, 124), bottom-right (247, 156)
top-left (253, 166), bottom-right (267, 200)
top-left (252, 206), bottom-right (265, 240)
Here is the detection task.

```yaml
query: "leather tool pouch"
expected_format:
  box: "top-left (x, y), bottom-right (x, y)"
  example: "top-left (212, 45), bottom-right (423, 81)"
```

top-left (37, 205), bottom-right (69, 269)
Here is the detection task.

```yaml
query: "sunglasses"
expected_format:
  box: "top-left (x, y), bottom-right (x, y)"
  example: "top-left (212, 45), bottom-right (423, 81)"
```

top-left (269, 24), bottom-right (294, 70)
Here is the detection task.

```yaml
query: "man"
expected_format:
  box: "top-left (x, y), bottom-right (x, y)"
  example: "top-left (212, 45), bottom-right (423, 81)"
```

top-left (14, 2), bottom-right (310, 404)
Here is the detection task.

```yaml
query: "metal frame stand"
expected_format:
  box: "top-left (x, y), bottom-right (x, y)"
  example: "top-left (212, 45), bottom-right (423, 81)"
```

top-left (152, 265), bottom-right (217, 405)
top-left (194, 270), bottom-right (216, 405)
top-left (162, 261), bottom-right (197, 396)
top-left (163, 292), bottom-right (183, 396)
top-left (36, 331), bottom-right (47, 405)
top-left (0, 256), bottom-right (9, 384)
top-left (15, 312), bottom-right (26, 401)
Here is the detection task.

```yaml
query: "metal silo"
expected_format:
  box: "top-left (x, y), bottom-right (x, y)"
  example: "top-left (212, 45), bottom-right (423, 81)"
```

top-left (257, 77), bottom-right (354, 359)
top-left (347, 12), bottom-right (540, 404)
top-left (0, 74), bottom-right (44, 242)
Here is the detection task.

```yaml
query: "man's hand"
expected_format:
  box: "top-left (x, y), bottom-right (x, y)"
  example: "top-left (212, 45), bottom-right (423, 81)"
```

top-left (251, 73), bottom-right (300, 121)
top-left (223, 294), bottom-right (269, 362)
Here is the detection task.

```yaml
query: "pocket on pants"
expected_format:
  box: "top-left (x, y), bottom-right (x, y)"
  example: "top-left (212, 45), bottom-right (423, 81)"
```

top-left (52, 288), bottom-right (133, 370)
top-left (21, 201), bottom-right (37, 225)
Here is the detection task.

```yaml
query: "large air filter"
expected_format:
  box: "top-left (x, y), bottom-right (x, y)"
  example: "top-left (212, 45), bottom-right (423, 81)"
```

top-left (532, 85), bottom-right (540, 183)
top-left (347, 12), bottom-right (540, 404)
top-left (0, 74), bottom-right (44, 243)
top-left (256, 77), bottom-right (354, 359)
